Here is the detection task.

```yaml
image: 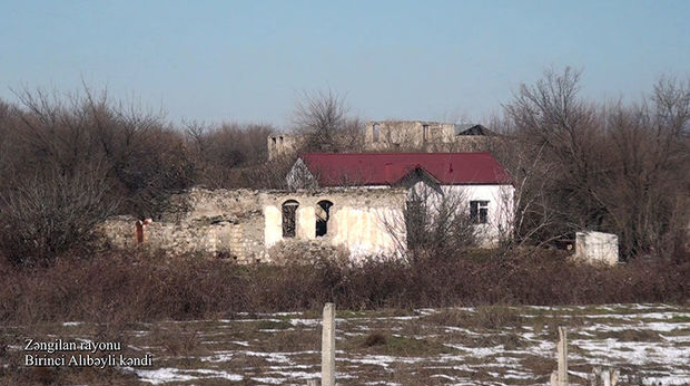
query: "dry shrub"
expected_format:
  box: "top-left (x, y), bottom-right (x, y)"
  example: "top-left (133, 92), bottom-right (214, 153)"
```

top-left (600, 329), bottom-right (661, 342)
top-left (0, 247), bottom-right (687, 325)
top-left (427, 306), bottom-right (522, 330)
top-left (521, 355), bottom-right (555, 378)
top-left (153, 325), bottom-right (204, 357)
top-left (473, 306), bottom-right (523, 329)
top-left (363, 332), bottom-right (387, 347)
top-left (0, 167), bottom-right (117, 265)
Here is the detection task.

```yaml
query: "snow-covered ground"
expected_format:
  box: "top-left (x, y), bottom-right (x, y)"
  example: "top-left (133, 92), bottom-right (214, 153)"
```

top-left (2, 304), bottom-right (688, 385)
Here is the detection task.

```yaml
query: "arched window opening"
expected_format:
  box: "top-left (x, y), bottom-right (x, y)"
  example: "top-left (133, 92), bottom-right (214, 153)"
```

top-left (373, 123), bottom-right (380, 142)
top-left (315, 200), bottom-right (333, 237)
top-left (282, 200), bottom-right (299, 238)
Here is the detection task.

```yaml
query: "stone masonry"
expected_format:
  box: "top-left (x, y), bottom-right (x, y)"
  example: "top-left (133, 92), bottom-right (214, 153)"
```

top-left (98, 187), bottom-right (407, 262)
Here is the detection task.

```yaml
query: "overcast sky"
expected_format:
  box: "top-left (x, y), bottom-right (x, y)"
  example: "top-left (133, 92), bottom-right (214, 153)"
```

top-left (1, 1), bottom-right (689, 129)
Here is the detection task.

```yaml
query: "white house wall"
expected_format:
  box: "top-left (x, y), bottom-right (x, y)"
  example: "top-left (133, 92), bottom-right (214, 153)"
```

top-left (456, 184), bottom-right (514, 246)
top-left (408, 181), bottom-right (514, 247)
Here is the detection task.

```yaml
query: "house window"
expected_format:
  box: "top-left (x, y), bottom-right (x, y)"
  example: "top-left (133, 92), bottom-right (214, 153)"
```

top-left (373, 124), bottom-right (380, 142)
top-left (422, 124), bottom-right (429, 142)
top-left (470, 201), bottom-right (489, 224)
top-left (282, 200), bottom-right (299, 238)
top-left (315, 200), bottom-right (333, 237)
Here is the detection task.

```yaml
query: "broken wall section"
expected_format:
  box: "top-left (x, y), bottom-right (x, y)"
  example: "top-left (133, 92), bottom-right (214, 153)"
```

top-left (267, 134), bottom-right (306, 161)
top-left (98, 189), bottom-right (268, 263)
top-left (364, 121), bottom-right (497, 153)
top-left (98, 187), bottom-right (408, 262)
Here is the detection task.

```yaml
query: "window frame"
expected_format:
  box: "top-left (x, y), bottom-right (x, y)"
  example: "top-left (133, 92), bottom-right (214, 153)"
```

top-left (470, 200), bottom-right (489, 224)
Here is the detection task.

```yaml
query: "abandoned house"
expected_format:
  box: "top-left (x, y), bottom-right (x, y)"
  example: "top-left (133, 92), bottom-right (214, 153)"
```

top-left (267, 121), bottom-right (496, 160)
top-left (99, 152), bottom-right (514, 262)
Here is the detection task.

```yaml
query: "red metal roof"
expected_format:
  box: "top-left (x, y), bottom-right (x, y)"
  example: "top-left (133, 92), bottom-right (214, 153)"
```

top-left (299, 153), bottom-right (512, 186)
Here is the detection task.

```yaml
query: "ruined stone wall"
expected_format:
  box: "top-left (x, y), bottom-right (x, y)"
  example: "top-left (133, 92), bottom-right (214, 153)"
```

top-left (98, 181), bottom-right (515, 262)
top-left (266, 122), bottom-right (497, 158)
top-left (364, 121), bottom-right (455, 151)
top-left (363, 121), bottom-right (495, 153)
top-left (98, 215), bottom-right (139, 250)
top-left (98, 187), bottom-right (407, 262)
top-left (98, 189), bottom-right (268, 263)
top-left (267, 134), bottom-right (306, 161)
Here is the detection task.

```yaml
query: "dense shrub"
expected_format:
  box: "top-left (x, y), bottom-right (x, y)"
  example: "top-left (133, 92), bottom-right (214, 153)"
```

top-left (0, 248), bottom-right (686, 325)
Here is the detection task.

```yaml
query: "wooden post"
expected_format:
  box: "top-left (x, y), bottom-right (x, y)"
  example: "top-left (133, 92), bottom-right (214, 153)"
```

top-left (551, 327), bottom-right (568, 386)
top-left (321, 303), bottom-right (335, 386)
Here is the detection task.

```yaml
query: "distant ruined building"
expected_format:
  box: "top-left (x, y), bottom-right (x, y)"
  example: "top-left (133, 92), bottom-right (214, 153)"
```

top-left (364, 121), bottom-right (495, 153)
top-left (267, 133), bottom-right (307, 161)
top-left (267, 121), bottom-right (496, 160)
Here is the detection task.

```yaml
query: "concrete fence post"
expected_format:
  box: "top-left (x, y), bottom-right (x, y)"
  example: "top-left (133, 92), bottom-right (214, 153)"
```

top-left (321, 302), bottom-right (336, 386)
top-left (591, 367), bottom-right (619, 386)
top-left (551, 326), bottom-right (568, 386)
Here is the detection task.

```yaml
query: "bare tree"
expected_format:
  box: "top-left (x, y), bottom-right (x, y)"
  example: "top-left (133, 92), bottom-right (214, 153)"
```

top-left (503, 68), bottom-right (690, 259)
top-left (5, 87), bottom-right (197, 218)
top-left (0, 165), bottom-right (118, 265)
top-left (596, 78), bottom-right (690, 257)
top-left (504, 68), bottom-right (606, 237)
top-left (185, 121), bottom-right (275, 188)
top-left (383, 184), bottom-right (477, 264)
top-left (293, 90), bottom-right (363, 152)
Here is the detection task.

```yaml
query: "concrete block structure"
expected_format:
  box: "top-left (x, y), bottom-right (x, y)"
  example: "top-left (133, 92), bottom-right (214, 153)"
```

top-left (574, 231), bottom-right (619, 266)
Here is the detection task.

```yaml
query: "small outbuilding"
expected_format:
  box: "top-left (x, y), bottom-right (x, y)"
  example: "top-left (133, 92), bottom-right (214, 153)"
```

top-left (574, 231), bottom-right (619, 266)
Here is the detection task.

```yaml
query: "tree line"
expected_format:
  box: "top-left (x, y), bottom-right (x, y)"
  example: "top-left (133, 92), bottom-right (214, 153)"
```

top-left (0, 68), bottom-right (687, 264)
top-left (495, 68), bottom-right (688, 259)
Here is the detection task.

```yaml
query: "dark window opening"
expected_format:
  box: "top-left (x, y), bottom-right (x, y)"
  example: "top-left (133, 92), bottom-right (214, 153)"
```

top-left (282, 200), bottom-right (299, 238)
top-left (422, 124), bottom-right (429, 142)
top-left (271, 137), bottom-right (277, 145)
top-left (470, 201), bottom-right (489, 224)
top-left (315, 200), bottom-right (333, 237)
top-left (373, 124), bottom-right (380, 142)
